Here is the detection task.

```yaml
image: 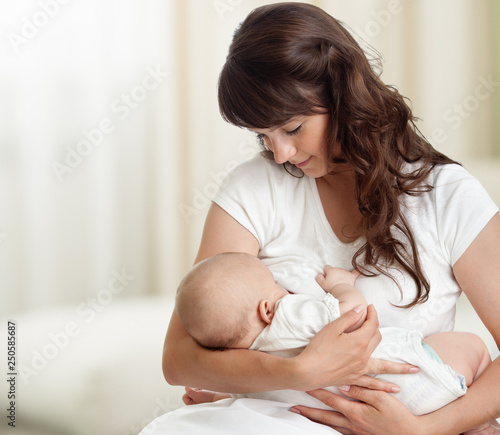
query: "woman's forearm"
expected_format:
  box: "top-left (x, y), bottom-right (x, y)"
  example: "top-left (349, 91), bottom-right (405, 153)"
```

top-left (162, 311), bottom-right (298, 393)
top-left (163, 305), bottom-right (414, 394)
top-left (421, 355), bottom-right (500, 434)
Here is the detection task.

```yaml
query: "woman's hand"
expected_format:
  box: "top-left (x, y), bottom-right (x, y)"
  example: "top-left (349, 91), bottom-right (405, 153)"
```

top-left (291, 387), bottom-right (423, 435)
top-left (290, 305), bottom-right (418, 392)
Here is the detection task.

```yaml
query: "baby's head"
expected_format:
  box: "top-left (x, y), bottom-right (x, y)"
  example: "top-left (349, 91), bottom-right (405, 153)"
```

top-left (176, 252), bottom-right (288, 350)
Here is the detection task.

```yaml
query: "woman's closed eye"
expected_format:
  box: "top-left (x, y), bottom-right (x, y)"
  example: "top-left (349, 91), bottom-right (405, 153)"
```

top-left (255, 123), bottom-right (302, 141)
top-left (285, 124), bottom-right (302, 136)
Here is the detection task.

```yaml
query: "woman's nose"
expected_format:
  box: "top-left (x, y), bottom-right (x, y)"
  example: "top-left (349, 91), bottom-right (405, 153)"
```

top-left (271, 139), bottom-right (296, 164)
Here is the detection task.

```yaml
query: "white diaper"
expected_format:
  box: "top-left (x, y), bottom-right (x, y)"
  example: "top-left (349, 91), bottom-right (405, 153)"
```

top-left (371, 327), bottom-right (466, 415)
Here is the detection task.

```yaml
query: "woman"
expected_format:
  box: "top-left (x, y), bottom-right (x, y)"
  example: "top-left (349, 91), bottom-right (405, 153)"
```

top-left (154, 3), bottom-right (500, 434)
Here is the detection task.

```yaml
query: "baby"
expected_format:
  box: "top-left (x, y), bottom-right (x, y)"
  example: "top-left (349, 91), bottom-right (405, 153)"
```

top-left (176, 252), bottom-right (492, 420)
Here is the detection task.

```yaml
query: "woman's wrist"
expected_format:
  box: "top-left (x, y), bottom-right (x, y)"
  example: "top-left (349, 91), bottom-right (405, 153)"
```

top-left (281, 354), bottom-right (309, 391)
top-left (284, 353), bottom-right (329, 391)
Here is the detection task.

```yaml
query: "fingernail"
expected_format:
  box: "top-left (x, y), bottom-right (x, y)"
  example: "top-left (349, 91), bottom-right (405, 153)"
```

top-left (353, 305), bottom-right (364, 314)
top-left (409, 367), bottom-right (420, 373)
top-left (290, 407), bottom-right (301, 414)
top-left (338, 385), bottom-right (350, 392)
top-left (390, 386), bottom-right (400, 393)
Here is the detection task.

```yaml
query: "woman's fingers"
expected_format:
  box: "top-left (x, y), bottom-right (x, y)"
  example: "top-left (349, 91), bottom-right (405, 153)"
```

top-left (291, 402), bottom-right (352, 431)
top-left (348, 374), bottom-right (401, 393)
top-left (334, 385), bottom-right (384, 408)
top-left (331, 305), bottom-right (370, 334)
top-left (366, 358), bottom-right (420, 376)
top-left (349, 305), bottom-right (381, 352)
top-left (293, 387), bottom-right (420, 435)
top-left (291, 389), bottom-right (369, 435)
top-left (294, 388), bottom-right (380, 434)
top-left (363, 304), bottom-right (380, 330)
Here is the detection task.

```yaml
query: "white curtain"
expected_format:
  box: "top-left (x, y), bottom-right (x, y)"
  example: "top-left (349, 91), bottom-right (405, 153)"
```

top-left (1, 0), bottom-right (498, 317)
top-left (0, 0), bottom-right (185, 315)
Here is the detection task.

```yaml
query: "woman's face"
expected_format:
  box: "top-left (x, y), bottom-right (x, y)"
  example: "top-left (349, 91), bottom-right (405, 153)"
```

top-left (251, 113), bottom-right (332, 178)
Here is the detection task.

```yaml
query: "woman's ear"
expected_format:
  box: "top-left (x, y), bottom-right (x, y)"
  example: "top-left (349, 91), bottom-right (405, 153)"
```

top-left (258, 299), bottom-right (274, 324)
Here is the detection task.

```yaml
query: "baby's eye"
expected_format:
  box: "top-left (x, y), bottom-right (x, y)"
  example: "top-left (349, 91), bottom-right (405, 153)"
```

top-left (285, 124), bottom-right (302, 136)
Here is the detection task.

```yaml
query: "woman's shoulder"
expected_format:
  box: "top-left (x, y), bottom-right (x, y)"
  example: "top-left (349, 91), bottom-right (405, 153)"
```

top-left (221, 154), bottom-right (304, 194)
top-left (405, 162), bottom-right (481, 197)
top-left (212, 155), bottom-right (300, 248)
top-left (229, 154), bottom-right (289, 180)
top-left (402, 162), bottom-right (497, 224)
top-left (425, 163), bottom-right (496, 206)
top-left (427, 162), bottom-right (476, 186)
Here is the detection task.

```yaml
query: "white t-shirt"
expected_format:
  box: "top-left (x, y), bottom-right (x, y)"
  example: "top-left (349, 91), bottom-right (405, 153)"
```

top-left (214, 155), bottom-right (498, 337)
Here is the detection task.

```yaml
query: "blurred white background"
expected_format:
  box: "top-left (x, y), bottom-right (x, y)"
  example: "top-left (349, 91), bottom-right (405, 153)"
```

top-left (0, 1), bottom-right (499, 434)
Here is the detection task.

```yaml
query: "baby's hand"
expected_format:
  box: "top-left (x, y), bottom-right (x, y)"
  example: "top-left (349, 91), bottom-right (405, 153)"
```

top-left (315, 265), bottom-right (360, 292)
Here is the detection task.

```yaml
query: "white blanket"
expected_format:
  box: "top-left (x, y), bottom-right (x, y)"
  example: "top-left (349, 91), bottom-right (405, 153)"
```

top-left (139, 398), bottom-right (340, 434)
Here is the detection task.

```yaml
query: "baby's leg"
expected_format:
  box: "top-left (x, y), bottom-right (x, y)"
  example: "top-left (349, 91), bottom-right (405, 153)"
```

top-left (423, 331), bottom-right (490, 386)
top-left (182, 387), bottom-right (231, 405)
top-left (423, 332), bottom-right (499, 434)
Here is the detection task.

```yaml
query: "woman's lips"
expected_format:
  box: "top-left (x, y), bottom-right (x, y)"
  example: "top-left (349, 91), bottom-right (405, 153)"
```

top-left (294, 156), bottom-right (312, 168)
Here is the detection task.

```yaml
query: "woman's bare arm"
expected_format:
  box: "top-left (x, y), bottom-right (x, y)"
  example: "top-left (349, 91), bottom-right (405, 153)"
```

top-left (163, 203), bottom-right (416, 393)
top-left (420, 212), bottom-right (500, 433)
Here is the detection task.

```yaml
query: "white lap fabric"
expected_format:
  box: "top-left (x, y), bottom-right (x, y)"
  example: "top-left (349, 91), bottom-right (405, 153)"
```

top-left (139, 398), bottom-right (339, 435)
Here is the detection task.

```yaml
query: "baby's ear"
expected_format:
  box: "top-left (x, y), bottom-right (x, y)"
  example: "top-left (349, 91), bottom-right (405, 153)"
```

top-left (258, 300), bottom-right (274, 324)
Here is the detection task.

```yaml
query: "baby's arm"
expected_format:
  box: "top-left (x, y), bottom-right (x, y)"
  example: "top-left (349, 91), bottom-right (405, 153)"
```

top-left (315, 266), bottom-right (367, 332)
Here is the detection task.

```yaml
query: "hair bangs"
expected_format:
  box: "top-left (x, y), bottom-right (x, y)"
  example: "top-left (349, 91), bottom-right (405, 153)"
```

top-left (218, 58), bottom-right (322, 130)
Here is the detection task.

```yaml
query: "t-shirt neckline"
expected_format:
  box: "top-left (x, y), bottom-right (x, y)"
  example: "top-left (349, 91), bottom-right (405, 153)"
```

top-left (308, 176), bottom-right (364, 249)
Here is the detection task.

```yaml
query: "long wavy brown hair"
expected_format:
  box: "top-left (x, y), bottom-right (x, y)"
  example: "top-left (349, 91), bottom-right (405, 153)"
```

top-left (217, 2), bottom-right (457, 307)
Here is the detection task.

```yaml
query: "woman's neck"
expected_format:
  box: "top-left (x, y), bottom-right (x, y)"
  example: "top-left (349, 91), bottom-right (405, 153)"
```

top-left (316, 171), bottom-right (362, 243)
